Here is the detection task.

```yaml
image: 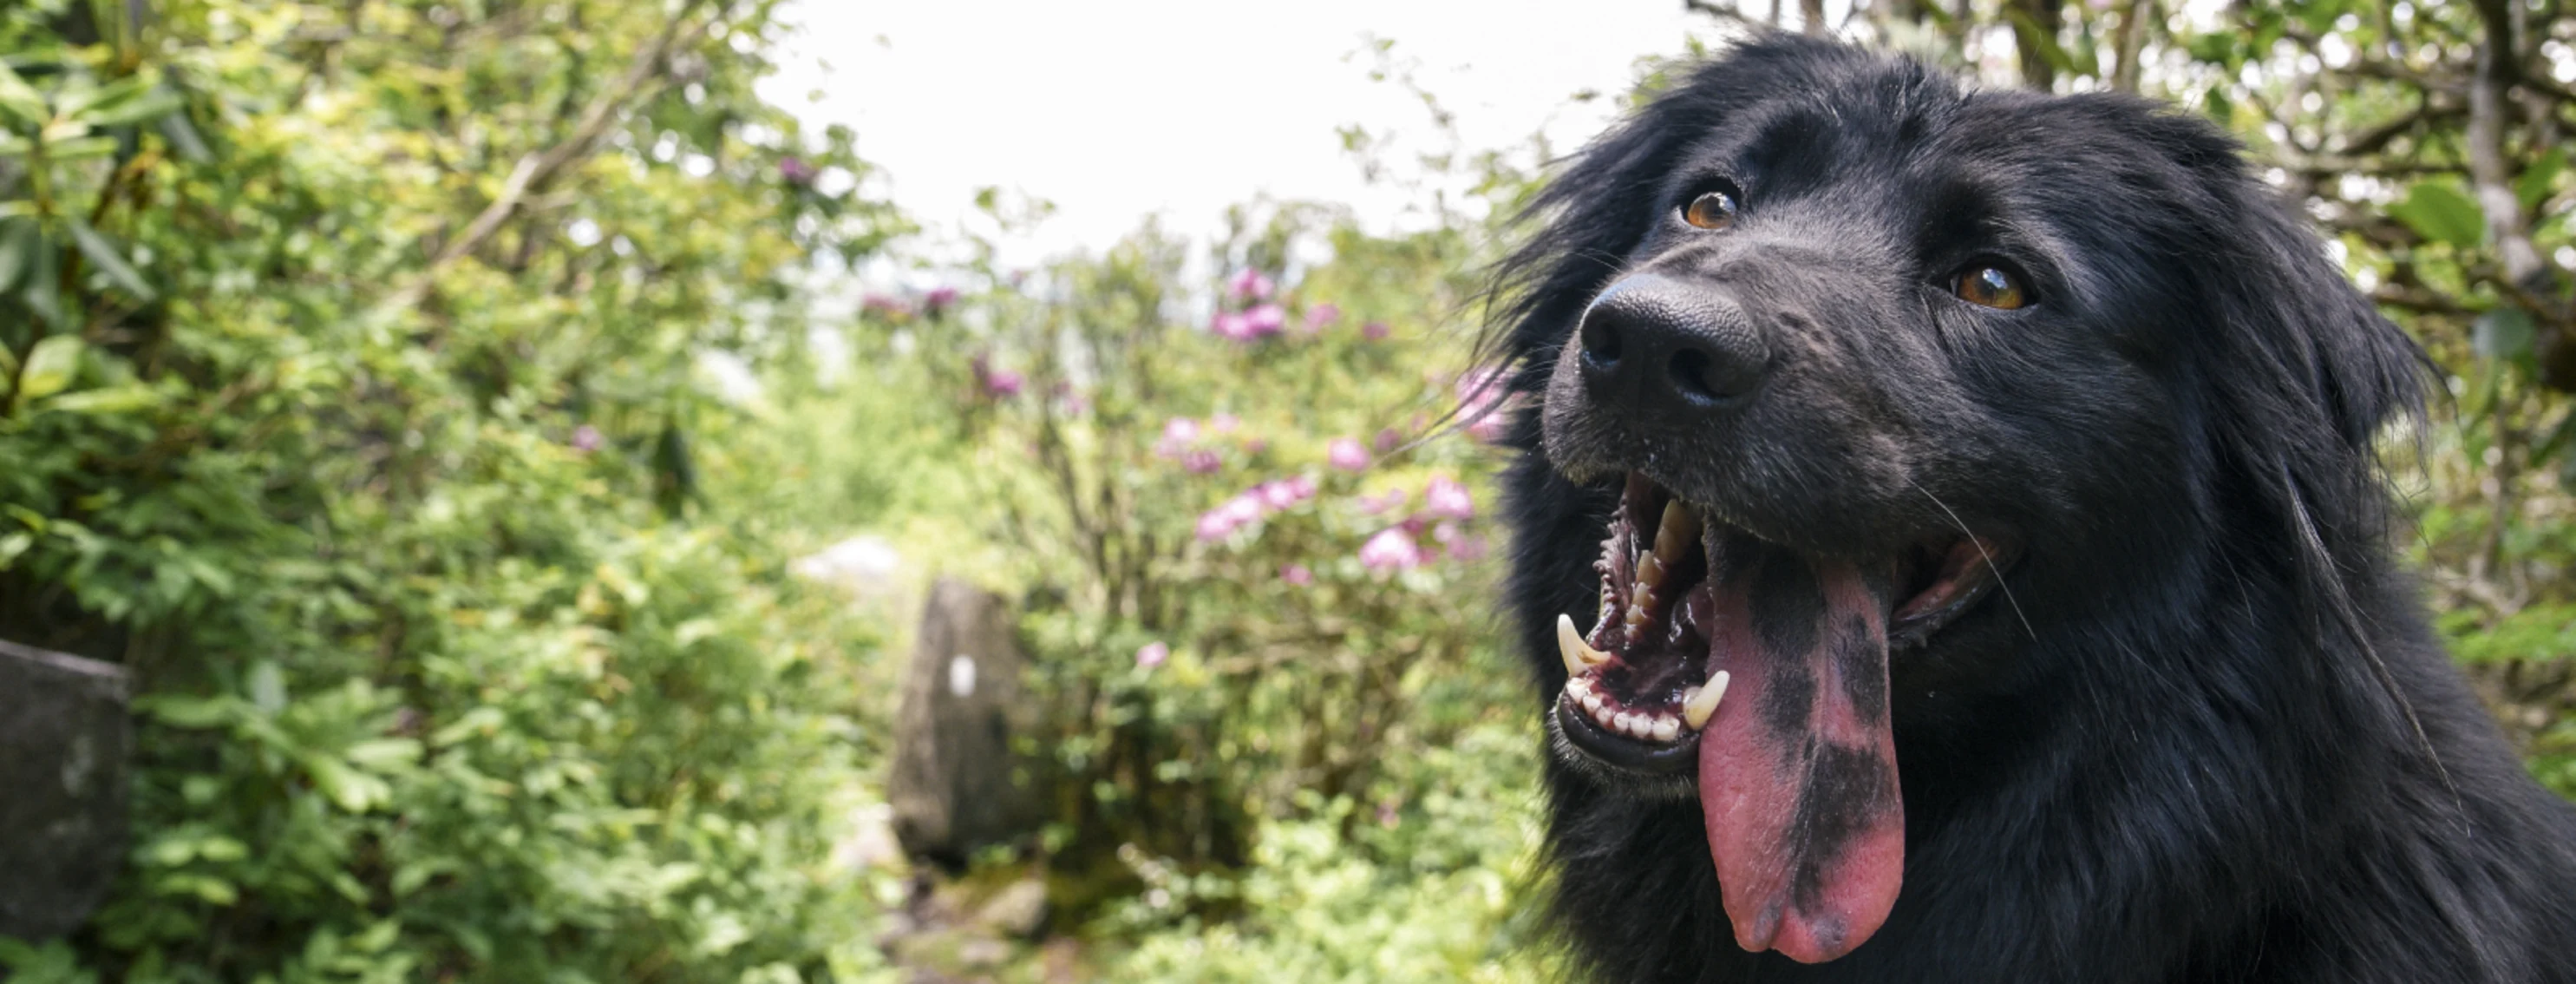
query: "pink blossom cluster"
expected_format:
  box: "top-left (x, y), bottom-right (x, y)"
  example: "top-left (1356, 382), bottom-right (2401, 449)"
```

top-left (1195, 475), bottom-right (1319, 542)
top-left (1352, 474), bottom-right (1487, 571)
top-left (923, 285), bottom-right (960, 314)
top-left (1455, 364), bottom-right (1520, 443)
top-left (970, 353), bottom-right (1023, 398)
top-left (1156, 415), bottom-right (1252, 473)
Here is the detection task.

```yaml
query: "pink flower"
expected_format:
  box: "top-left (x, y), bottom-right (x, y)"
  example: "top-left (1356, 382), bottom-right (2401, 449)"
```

top-left (1359, 528), bottom-right (1423, 570)
top-left (1221, 494), bottom-right (1265, 527)
top-left (862, 293), bottom-right (912, 318)
top-left (1213, 312), bottom-right (1253, 340)
top-left (983, 369), bottom-right (1024, 398)
top-left (1362, 320), bottom-right (1390, 341)
top-left (1328, 438), bottom-right (1371, 472)
top-left (1257, 480), bottom-right (1304, 510)
top-left (1447, 534), bottom-right (1489, 562)
top-left (779, 156), bottom-right (818, 185)
top-left (1211, 413), bottom-right (1240, 434)
top-left (924, 285), bottom-right (961, 312)
top-left (1287, 475), bottom-right (1317, 500)
top-left (1456, 364), bottom-right (1517, 443)
top-left (1359, 489), bottom-right (1409, 515)
top-left (570, 424), bottom-right (603, 452)
top-left (1165, 417), bottom-right (1201, 445)
top-left (1423, 476), bottom-right (1474, 519)
top-left (1183, 449), bottom-right (1222, 474)
top-left (1373, 428), bottom-right (1402, 454)
top-left (1244, 304), bottom-right (1286, 338)
top-left (1228, 268), bottom-right (1276, 301)
top-left (1280, 563), bottom-right (1314, 586)
top-left (1195, 509), bottom-right (1238, 541)
top-left (1304, 303), bottom-right (1340, 331)
top-left (1136, 641), bottom-right (1169, 669)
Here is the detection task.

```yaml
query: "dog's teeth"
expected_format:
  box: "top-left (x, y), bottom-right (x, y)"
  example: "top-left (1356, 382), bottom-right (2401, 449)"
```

top-left (1651, 715), bottom-right (1681, 742)
top-left (1652, 500), bottom-right (1699, 565)
top-left (1682, 672), bottom-right (1731, 730)
top-left (1581, 690), bottom-right (1605, 713)
top-left (1638, 553), bottom-right (1666, 589)
top-left (1613, 711), bottom-right (1636, 734)
top-left (1557, 613), bottom-right (1611, 675)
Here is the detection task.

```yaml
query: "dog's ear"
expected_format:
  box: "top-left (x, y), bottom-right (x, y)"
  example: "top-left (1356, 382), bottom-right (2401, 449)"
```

top-left (2137, 113), bottom-right (2428, 457)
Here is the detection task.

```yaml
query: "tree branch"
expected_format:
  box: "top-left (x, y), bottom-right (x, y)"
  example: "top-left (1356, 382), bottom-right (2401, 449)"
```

top-left (377, 0), bottom-right (718, 317)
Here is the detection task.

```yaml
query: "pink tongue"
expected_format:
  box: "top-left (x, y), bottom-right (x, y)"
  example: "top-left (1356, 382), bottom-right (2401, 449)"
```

top-left (1696, 540), bottom-right (1904, 963)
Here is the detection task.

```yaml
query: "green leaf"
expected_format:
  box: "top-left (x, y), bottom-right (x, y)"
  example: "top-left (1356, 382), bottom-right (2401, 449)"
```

top-left (16, 335), bottom-right (84, 403)
top-left (343, 738), bottom-right (422, 770)
top-left (0, 60), bottom-right (46, 126)
top-left (65, 214), bottom-right (154, 301)
top-left (41, 134), bottom-right (117, 160)
top-left (43, 384), bottom-right (160, 414)
top-left (2474, 307), bottom-right (2535, 361)
top-left (304, 755), bottom-right (392, 812)
top-left (2389, 180), bottom-right (2485, 247)
top-left (141, 695), bottom-right (239, 729)
top-left (0, 216), bottom-right (36, 294)
top-left (248, 659), bottom-right (287, 714)
top-left (2519, 146), bottom-right (2566, 211)
top-left (2004, 10), bottom-right (2078, 75)
top-left (69, 77), bottom-right (180, 128)
top-left (17, 228), bottom-right (63, 327)
top-left (157, 112), bottom-right (211, 162)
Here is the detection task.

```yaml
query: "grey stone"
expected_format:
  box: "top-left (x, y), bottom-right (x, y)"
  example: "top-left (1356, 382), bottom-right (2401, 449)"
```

top-left (0, 639), bottom-right (131, 941)
top-left (887, 579), bottom-right (1043, 868)
top-left (975, 877), bottom-right (1049, 939)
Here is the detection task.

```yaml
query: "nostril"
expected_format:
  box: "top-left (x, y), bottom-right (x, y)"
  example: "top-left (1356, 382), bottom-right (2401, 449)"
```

top-left (1667, 348), bottom-right (1723, 405)
top-left (1579, 317), bottom-right (1624, 369)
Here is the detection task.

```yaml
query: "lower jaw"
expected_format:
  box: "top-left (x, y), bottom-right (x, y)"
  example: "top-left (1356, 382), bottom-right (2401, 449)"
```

top-left (1552, 696), bottom-right (1700, 775)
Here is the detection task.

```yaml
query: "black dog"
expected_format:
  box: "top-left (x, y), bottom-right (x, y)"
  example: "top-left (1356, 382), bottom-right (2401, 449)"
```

top-left (1485, 35), bottom-right (2576, 981)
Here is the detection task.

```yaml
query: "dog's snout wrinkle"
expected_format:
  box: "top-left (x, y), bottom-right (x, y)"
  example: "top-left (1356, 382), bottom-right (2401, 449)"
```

top-left (1577, 273), bottom-right (1769, 418)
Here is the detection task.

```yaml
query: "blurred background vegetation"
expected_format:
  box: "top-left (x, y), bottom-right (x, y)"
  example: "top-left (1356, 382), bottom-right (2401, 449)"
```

top-left (0, 0), bottom-right (2567, 981)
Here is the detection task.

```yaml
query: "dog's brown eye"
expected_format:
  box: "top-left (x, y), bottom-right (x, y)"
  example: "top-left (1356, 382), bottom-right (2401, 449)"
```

top-left (1952, 266), bottom-right (2027, 309)
top-left (1682, 191), bottom-right (1737, 231)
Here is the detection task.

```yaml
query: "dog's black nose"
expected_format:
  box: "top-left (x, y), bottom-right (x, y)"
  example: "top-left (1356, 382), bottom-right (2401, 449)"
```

top-left (1575, 273), bottom-right (1768, 414)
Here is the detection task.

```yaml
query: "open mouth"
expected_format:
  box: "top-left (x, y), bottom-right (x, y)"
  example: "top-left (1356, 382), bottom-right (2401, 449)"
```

top-left (1549, 472), bottom-right (2016, 964)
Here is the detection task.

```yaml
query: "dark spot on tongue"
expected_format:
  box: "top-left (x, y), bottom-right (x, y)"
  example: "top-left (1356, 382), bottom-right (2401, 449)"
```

top-left (1749, 548), bottom-right (1824, 654)
top-left (1834, 616), bottom-right (1889, 728)
top-left (1698, 539), bottom-right (1906, 964)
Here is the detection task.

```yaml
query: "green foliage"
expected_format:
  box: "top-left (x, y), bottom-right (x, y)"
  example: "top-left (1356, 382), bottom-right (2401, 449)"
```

top-left (0, 1), bottom-right (903, 980)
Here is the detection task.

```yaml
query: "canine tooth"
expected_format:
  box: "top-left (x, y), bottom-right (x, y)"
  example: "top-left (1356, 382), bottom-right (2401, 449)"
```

top-left (1557, 613), bottom-right (1610, 674)
top-left (1638, 554), bottom-right (1667, 588)
top-left (1652, 501), bottom-right (1699, 564)
top-left (1682, 672), bottom-right (1731, 730)
top-left (1651, 716), bottom-right (1681, 742)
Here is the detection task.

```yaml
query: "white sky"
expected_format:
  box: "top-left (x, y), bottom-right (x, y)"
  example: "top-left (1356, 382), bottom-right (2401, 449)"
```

top-left (764, 0), bottom-right (1726, 266)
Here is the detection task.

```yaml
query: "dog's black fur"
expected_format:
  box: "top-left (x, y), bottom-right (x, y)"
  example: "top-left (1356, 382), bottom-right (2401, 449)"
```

top-left (1486, 36), bottom-right (2576, 982)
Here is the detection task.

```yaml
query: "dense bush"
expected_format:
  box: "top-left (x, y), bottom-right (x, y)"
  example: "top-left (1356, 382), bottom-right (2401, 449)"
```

top-left (0, 1), bottom-right (902, 980)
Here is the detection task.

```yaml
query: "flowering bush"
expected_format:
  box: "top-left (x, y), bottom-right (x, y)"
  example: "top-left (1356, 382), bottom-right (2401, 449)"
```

top-left (857, 201), bottom-right (1533, 914)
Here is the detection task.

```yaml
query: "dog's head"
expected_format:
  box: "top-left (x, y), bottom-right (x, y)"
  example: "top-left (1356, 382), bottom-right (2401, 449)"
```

top-left (1488, 36), bottom-right (2424, 964)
